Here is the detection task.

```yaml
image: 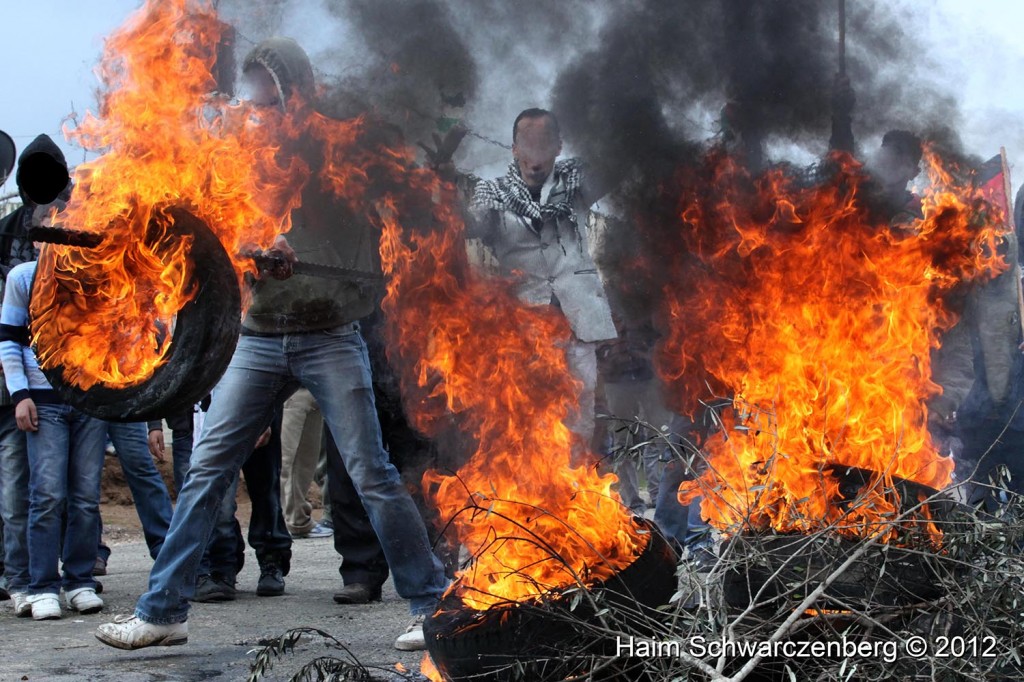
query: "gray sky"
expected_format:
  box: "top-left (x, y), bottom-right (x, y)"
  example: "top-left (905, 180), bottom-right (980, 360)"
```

top-left (907, 0), bottom-right (1024, 168)
top-left (3, 1), bottom-right (1024, 191)
top-left (1, 0), bottom-right (139, 172)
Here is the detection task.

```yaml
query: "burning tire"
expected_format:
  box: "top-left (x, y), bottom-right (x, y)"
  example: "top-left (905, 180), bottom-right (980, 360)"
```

top-left (721, 467), bottom-right (950, 610)
top-left (38, 206), bottom-right (241, 422)
top-left (722, 532), bottom-right (941, 612)
top-left (424, 519), bottom-right (677, 682)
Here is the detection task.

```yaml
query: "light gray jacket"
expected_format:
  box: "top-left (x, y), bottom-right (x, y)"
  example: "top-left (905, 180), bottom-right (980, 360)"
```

top-left (468, 161), bottom-right (617, 343)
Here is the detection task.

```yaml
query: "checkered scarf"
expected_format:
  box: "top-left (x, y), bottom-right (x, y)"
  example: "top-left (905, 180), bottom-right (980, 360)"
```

top-left (471, 158), bottom-right (583, 234)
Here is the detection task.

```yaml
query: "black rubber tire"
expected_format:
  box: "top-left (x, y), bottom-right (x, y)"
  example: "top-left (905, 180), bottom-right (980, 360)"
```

top-left (722, 533), bottom-right (942, 612)
top-left (37, 206), bottom-right (241, 422)
top-left (424, 518), bottom-right (677, 682)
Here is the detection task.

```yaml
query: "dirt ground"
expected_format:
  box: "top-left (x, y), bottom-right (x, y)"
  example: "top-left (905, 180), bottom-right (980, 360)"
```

top-left (99, 452), bottom-right (178, 543)
top-left (97, 451), bottom-right (258, 569)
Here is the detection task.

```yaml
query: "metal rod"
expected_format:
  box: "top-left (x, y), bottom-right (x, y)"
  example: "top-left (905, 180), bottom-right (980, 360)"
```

top-left (839, 0), bottom-right (847, 76)
top-left (26, 225), bottom-right (104, 248)
top-left (24, 230), bottom-right (382, 285)
top-left (241, 249), bottom-right (383, 284)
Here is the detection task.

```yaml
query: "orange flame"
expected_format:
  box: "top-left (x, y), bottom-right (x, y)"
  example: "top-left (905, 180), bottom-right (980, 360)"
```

top-left (29, 0), bottom-right (377, 391)
top-left (420, 653), bottom-right (443, 682)
top-left (657, 149), bottom-right (1006, 538)
top-left (379, 179), bottom-right (644, 610)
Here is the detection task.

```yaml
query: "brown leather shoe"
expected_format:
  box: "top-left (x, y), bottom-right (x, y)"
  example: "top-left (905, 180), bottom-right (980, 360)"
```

top-left (332, 583), bottom-right (382, 604)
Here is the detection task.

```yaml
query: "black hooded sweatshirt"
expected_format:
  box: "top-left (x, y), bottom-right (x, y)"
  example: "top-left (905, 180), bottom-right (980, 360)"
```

top-left (0, 134), bottom-right (69, 287)
top-left (0, 134), bottom-right (69, 405)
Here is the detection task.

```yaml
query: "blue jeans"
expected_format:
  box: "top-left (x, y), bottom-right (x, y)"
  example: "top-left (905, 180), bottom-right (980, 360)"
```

top-left (324, 431), bottom-right (388, 587)
top-left (135, 325), bottom-right (448, 624)
top-left (654, 457), bottom-right (712, 550)
top-left (652, 415), bottom-right (712, 550)
top-left (164, 406), bottom-right (197, 495)
top-left (200, 407), bottom-right (291, 579)
top-left (26, 403), bottom-right (106, 594)
top-left (0, 407), bottom-right (30, 592)
top-left (106, 422), bottom-right (173, 559)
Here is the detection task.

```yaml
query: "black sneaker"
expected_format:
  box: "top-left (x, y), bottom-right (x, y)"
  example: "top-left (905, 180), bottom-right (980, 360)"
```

top-left (193, 575), bottom-right (236, 603)
top-left (256, 565), bottom-right (284, 597)
top-left (332, 583), bottom-right (382, 604)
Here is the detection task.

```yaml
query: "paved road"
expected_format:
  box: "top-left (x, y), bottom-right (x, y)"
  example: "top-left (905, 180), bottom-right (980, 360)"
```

top-left (0, 536), bottom-right (428, 681)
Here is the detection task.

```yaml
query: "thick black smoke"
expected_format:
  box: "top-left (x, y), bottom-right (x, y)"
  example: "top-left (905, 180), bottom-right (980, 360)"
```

top-left (218, 1), bottom-right (961, 177)
top-left (218, 0), bottom-right (478, 144)
top-left (549, 0), bottom-right (963, 326)
top-left (553, 0), bottom-right (959, 185)
top-left (218, 1), bottom-right (964, 174)
top-left (321, 0), bottom-right (477, 142)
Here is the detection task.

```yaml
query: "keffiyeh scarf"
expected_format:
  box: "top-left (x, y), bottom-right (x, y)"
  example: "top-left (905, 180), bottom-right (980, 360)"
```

top-left (471, 158), bottom-right (583, 234)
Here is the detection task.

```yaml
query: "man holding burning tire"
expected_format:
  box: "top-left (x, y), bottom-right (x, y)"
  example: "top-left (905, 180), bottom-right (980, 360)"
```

top-left (95, 37), bottom-right (447, 653)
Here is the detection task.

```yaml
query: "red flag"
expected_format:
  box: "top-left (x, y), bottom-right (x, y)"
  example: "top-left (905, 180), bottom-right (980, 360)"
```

top-left (978, 150), bottom-right (1013, 231)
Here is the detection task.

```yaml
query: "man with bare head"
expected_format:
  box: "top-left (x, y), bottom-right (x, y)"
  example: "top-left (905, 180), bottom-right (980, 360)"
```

top-left (467, 108), bottom-right (617, 448)
top-left (864, 129), bottom-right (924, 224)
top-left (512, 109), bottom-right (562, 195)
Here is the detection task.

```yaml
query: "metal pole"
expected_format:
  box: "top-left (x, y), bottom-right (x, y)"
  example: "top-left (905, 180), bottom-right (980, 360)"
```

top-left (839, 0), bottom-right (847, 76)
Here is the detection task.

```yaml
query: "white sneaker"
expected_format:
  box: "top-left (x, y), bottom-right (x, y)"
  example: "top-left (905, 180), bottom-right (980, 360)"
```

top-left (393, 614), bottom-right (426, 651)
top-left (66, 587), bottom-right (104, 614)
top-left (11, 592), bottom-right (32, 618)
top-left (28, 593), bottom-right (62, 620)
top-left (95, 615), bottom-right (188, 650)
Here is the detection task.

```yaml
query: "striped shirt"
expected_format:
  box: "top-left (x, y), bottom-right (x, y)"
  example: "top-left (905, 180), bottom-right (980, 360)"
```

top-left (0, 261), bottom-right (57, 405)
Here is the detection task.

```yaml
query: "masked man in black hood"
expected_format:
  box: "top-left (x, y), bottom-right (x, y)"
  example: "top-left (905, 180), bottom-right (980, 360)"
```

top-left (0, 134), bottom-right (68, 615)
top-left (0, 134), bottom-right (69, 272)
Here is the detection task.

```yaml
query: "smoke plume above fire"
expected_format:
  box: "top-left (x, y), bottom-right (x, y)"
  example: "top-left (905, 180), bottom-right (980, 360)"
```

top-left (218, 1), bottom-right (960, 177)
top-left (216, 1), bottom-right (974, 319)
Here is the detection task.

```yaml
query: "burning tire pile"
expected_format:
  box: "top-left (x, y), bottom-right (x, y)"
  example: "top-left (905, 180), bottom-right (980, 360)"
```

top-left (424, 519), bottom-right (677, 682)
